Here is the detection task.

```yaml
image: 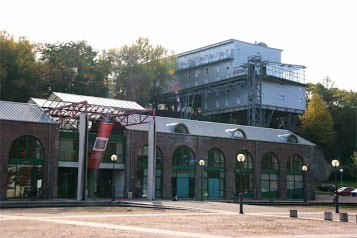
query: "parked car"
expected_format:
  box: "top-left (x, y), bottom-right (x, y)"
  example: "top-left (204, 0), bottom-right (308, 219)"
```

top-left (336, 187), bottom-right (354, 196)
top-left (351, 188), bottom-right (357, 197)
top-left (317, 184), bottom-right (336, 192)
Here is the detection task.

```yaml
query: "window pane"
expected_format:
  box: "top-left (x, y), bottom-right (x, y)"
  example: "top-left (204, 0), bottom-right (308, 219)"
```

top-left (261, 181), bottom-right (269, 192)
top-left (60, 139), bottom-right (75, 161)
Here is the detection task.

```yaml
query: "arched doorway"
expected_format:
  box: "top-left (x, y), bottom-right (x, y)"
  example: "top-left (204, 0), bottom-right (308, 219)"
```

top-left (204, 148), bottom-right (225, 199)
top-left (261, 152), bottom-right (280, 199)
top-left (137, 145), bottom-right (163, 198)
top-left (7, 135), bottom-right (44, 199)
top-left (235, 151), bottom-right (254, 198)
top-left (172, 146), bottom-right (195, 199)
top-left (286, 154), bottom-right (304, 199)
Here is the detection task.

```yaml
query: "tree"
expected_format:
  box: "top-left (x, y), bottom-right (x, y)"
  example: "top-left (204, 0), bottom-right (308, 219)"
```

top-left (108, 37), bottom-right (175, 107)
top-left (306, 77), bottom-right (339, 109)
top-left (38, 40), bottom-right (111, 97)
top-left (307, 80), bottom-right (357, 167)
top-left (0, 31), bottom-right (40, 102)
top-left (298, 94), bottom-right (335, 146)
top-left (347, 152), bottom-right (357, 180)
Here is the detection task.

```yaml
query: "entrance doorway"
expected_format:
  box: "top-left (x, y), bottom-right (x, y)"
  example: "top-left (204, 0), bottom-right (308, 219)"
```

top-left (7, 136), bottom-right (44, 199)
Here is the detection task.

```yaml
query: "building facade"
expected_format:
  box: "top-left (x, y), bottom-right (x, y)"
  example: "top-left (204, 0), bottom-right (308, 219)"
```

top-left (0, 101), bottom-right (59, 200)
top-left (126, 117), bottom-right (315, 201)
top-left (158, 39), bottom-right (306, 130)
top-left (1, 97), bottom-right (315, 201)
top-left (0, 39), bottom-right (313, 201)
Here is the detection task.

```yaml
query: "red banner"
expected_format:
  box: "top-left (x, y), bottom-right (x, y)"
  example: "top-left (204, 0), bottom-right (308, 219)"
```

top-left (87, 122), bottom-right (113, 169)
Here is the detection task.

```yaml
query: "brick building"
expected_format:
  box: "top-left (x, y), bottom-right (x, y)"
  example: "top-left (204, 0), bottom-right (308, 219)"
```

top-left (0, 95), bottom-right (315, 201)
top-left (126, 117), bottom-right (315, 201)
top-left (0, 101), bottom-right (59, 200)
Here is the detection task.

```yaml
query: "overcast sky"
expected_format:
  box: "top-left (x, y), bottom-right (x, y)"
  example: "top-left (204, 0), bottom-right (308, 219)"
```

top-left (1, 0), bottom-right (356, 91)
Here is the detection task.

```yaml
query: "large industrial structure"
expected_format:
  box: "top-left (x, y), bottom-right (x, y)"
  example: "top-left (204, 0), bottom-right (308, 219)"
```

top-left (157, 39), bottom-right (306, 130)
top-left (0, 39), bottom-right (315, 203)
top-left (0, 94), bottom-right (315, 201)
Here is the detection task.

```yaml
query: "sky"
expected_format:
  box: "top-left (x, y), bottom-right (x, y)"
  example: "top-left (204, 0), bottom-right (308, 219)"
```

top-left (1, 0), bottom-right (356, 91)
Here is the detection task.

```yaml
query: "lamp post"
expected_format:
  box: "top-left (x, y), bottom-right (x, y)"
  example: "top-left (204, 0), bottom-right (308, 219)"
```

top-left (340, 168), bottom-right (343, 187)
top-left (331, 159), bottom-right (339, 213)
top-left (237, 154), bottom-right (245, 214)
top-left (111, 154), bottom-right (118, 201)
top-left (302, 165), bottom-right (307, 203)
top-left (199, 160), bottom-right (205, 201)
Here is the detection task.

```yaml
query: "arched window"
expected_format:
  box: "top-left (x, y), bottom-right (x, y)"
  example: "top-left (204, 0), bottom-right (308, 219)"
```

top-left (287, 135), bottom-right (298, 143)
top-left (206, 148), bottom-right (225, 168)
top-left (137, 145), bottom-right (163, 198)
top-left (166, 123), bottom-right (189, 134)
top-left (172, 146), bottom-right (195, 198)
top-left (278, 134), bottom-right (299, 143)
top-left (261, 152), bottom-right (279, 199)
top-left (173, 146), bottom-right (195, 167)
top-left (235, 151), bottom-right (254, 198)
top-left (203, 148), bottom-right (225, 198)
top-left (174, 124), bottom-right (189, 134)
top-left (225, 128), bottom-right (246, 139)
top-left (286, 154), bottom-right (304, 199)
top-left (9, 135), bottom-right (43, 160)
top-left (261, 152), bottom-right (279, 170)
top-left (7, 136), bottom-right (44, 199)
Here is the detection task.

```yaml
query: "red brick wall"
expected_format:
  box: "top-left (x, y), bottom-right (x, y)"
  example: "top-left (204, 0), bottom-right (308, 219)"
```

top-left (0, 120), bottom-right (59, 200)
top-left (125, 130), bottom-right (315, 200)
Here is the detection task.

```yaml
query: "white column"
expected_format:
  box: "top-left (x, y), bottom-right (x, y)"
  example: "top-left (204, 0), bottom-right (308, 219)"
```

top-left (147, 118), bottom-right (156, 200)
top-left (77, 113), bottom-right (87, 200)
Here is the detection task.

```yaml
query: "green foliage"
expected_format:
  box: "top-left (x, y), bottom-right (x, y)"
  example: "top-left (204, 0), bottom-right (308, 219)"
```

top-left (304, 81), bottom-right (357, 165)
top-left (38, 40), bottom-right (111, 97)
top-left (299, 94), bottom-right (335, 145)
top-left (0, 31), bottom-right (40, 102)
top-left (108, 37), bottom-right (176, 107)
top-left (347, 152), bottom-right (357, 178)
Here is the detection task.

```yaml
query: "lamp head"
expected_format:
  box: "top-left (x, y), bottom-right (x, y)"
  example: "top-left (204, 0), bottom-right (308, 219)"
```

top-left (331, 159), bottom-right (339, 167)
top-left (111, 154), bottom-right (118, 162)
top-left (302, 165), bottom-right (307, 171)
top-left (237, 154), bottom-right (245, 162)
top-left (199, 159), bottom-right (205, 166)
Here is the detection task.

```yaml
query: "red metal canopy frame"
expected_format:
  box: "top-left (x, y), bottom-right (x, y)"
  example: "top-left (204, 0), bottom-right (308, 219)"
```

top-left (43, 100), bottom-right (155, 129)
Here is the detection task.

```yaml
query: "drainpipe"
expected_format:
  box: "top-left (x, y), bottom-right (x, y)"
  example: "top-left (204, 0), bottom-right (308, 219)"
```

top-left (129, 129), bottom-right (132, 194)
top-left (48, 124), bottom-right (52, 199)
top-left (255, 140), bottom-right (258, 199)
top-left (196, 135), bottom-right (199, 200)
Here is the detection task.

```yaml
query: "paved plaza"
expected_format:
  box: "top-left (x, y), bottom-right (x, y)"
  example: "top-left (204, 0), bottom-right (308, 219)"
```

top-left (0, 198), bottom-right (356, 238)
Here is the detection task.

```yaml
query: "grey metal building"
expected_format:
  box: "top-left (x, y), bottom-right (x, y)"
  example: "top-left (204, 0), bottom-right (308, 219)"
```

top-left (158, 39), bottom-right (306, 130)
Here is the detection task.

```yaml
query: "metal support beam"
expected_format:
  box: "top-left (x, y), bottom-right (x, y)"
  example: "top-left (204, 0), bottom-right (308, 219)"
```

top-left (247, 56), bottom-right (263, 127)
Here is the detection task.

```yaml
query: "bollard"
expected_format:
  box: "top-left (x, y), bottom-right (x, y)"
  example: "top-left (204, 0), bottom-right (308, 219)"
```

top-left (290, 210), bottom-right (298, 218)
top-left (324, 212), bottom-right (333, 221)
top-left (339, 213), bottom-right (348, 222)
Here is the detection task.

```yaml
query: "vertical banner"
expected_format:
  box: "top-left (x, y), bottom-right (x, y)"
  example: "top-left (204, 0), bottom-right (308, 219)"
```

top-left (87, 122), bottom-right (113, 169)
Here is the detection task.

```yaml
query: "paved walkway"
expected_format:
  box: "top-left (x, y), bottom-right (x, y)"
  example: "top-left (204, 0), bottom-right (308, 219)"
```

top-left (1, 199), bottom-right (357, 238)
top-left (1, 200), bottom-right (356, 238)
top-left (1, 195), bottom-right (357, 238)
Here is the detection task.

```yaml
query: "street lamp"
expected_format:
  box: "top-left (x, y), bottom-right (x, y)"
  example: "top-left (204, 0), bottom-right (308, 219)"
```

top-left (111, 154), bottom-right (118, 201)
top-left (199, 160), bottom-right (205, 201)
top-left (237, 154), bottom-right (245, 214)
top-left (340, 168), bottom-right (343, 187)
top-left (302, 165), bottom-right (307, 203)
top-left (331, 159), bottom-right (339, 213)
